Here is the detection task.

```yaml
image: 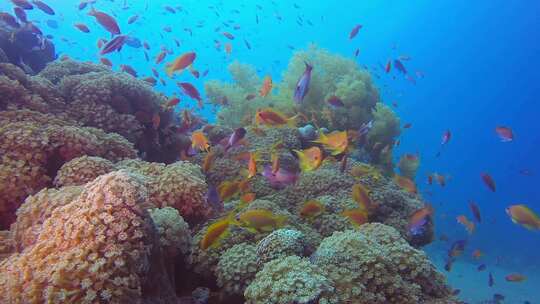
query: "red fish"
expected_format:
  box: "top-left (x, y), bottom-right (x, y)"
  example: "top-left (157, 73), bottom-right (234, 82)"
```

top-left (100, 35), bottom-right (128, 55)
top-left (14, 7), bottom-right (27, 23)
top-left (88, 8), bottom-right (120, 36)
top-left (480, 173), bottom-right (496, 192)
top-left (441, 130), bottom-right (451, 145)
top-left (155, 50), bottom-right (167, 64)
top-left (385, 60), bottom-right (392, 73)
top-left (222, 31), bottom-right (235, 40)
top-left (74, 23), bottom-right (90, 33)
top-left (349, 24), bottom-right (362, 39)
top-left (469, 201), bottom-right (481, 223)
top-left (326, 95), bottom-right (344, 107)
top-left (32, 1), bottom-right (55, 15)
top-left (11, 0), bottom-right (33, 10)
top-left (143, 41), bottom-right (150, 50)
top-left (178, 82), bottom-right (202, 102)
top-left (99, 57), bottom-right (112, 67)
top-left (403, 123), bottom-right (412, 129)
top-left (354, 48), bottom-right (360, 57)
top-left (120, 64), bottom-right (137, 77)
top-left (495, 126), bottom-right (513, 142)
top-left (0, 12), bottom-right (20, 28)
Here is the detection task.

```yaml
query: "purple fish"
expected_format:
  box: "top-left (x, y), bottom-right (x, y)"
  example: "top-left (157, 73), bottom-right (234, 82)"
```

top-left (262, 165), bottom-right (299, 189)
top-left (293, 62), bottom-right (313, 104)
top-left (206, 185), bottom-right (223, 213)
top-left (393, 59), bottom-right (407, 74)
top-left (225, 127), bottom-right (246, 151)
top-left (14, 7), bottom-right (28, 23)
top-left (100, 34), bottom-right (128, 55)
top-left (33, 0), bottom-right (55, 15)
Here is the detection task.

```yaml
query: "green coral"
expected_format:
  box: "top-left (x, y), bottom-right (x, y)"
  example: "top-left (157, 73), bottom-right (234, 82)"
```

top-left (244, 256), bottom-right (333, 304)
top-left (312, 225), bottom-right (452, 304)
top-left (366, 103), bottom-right (401, 173)
top-left (255, 229), bottom-right (306, 266)
top-left (216, 243), bottom-right (259, 296)
top-left (148, 207), bottom-right (191, 258)
top-left (204, 44), bottom-right (380, 132)
top-left (397, 154), bottom-right (421, 179)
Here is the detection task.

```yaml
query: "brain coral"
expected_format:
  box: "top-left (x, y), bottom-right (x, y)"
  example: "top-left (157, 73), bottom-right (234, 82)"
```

top-left (244, 255), bottom-right (333, 304)
top-left (0, 110), bottom-right (136, 230)
top-left (0, 170), bottom-right (177, 304)
top-left (216, 243), bottom-right (259, 296)
top-left (311, 226), bottom-right (452, 304)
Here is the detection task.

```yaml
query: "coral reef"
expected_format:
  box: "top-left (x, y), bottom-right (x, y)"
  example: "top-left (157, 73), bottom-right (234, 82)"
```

top-left (0, 171), bottom-right (177, 304)
top-left (216, 243), bottom-right (258, 296)
top-left (255, 229), bottom-right (306, 267)
top-left (311, 225), bottom-right (452, 304)
top-left (244, 255), bottom-right (333, 304)
top-left (54, 156), bottom-right (115, 187)
top-left (148, 207), bottom-right (192, 259)
top-left (0, 109), bottom-right (136, 229)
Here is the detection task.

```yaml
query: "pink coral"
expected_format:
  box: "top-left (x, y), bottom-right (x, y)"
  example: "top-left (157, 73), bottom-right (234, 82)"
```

top-left (0, 171), bottom-right (177, 303)
top-left (0, 110), bottom-right (136, 229)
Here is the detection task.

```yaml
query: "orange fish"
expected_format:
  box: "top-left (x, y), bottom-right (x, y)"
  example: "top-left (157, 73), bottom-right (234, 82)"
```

top-left (294, 147), bottom-right (323, 172)
top-left (222, 31), bottom-right (235, 40)
top-left (270, 150), bottom-right (280, 174)
top-left (505, 273), bottom-right (526, 282)
top-left (247, 151), bottom-right (259, 179)
top-left (299, 200), bottom-right (325, 220)
top-left (74, 23), bottom-right (90, 33)
top-left (342, 209), bottom-right (368, 227)
top-left (224, 42), bottom-right (232, 55)
top-left (88, 8), bottom-right (120, 36)
top-left (352, 184), bottom-right (373, 212)
top-left (142, 77), bottom-right (157, 86)
top-left (313, 131), bottom-right (348, 155)
top-left (191, 131), bottom-right (210, 152)
top-left (99, 57), bottom-right (112, 67)
top-left (218, 180), bottom-right (243, 201)
top-left (472, 249), bottom-right (483, 259)
top-left (456, 215), bottom-right (475, 234)
top-left (255, 108), bottom-right (297, 127)
top-left (202, 150), bottom-right (216, 173)
top-left (506, 204), bottom-right (540, 230)
top-left (394, 174), bottom-right (418, 194)
top-left (200, 217), bottom-right (231, 250)
top-left (408, 205), bottom-right (433, 231)
top-left (259, 75), bottom-right (273, 97)
top-left (240, 193), bottom-right (256, 204)
top-left (155, 50), bottom-right (167, 64)
top-left (166, 96), bottom-right (180, 108)
top-left (152, 113), bottom-right (160, 130)
top-left (235, 209), bottom-right (286, 233)
top-left (166, 51), bottom-right (196, 77)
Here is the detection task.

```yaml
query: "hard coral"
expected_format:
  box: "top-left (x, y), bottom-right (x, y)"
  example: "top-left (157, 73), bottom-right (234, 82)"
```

top-left (312, 226), bottom-right (452, 304)
top-left (0, 110), bottom-right (136, 229)
top-left (255, 229), bottom-right (306, 267)
top-left (0, 171), bottom-right (177, 304)
top-left (244, 255), bottom-right (333, 304)
top-left (54, 156), bottom-right (115, 187)
top-left (148, 207), bottom-right (191, 259)
top-left (216, 243), bottom-right (259, 296)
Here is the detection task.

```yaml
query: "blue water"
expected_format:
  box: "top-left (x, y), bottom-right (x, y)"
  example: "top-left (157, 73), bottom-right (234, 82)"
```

top-left (3, 0), bottom-right (539, 302)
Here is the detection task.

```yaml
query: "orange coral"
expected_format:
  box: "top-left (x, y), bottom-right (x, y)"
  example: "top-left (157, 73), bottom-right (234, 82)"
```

top-left (0, 171), bottom-right (177, 303)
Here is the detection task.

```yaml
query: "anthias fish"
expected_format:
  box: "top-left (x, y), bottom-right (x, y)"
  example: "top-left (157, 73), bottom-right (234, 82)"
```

top-left (293, 62), bottom-right (313, 104)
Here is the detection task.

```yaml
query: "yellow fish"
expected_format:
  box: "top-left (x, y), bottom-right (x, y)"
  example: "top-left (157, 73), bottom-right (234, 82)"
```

top-left (191, 131), bottom-right (210, 152)
top-left (235, 209), bottom-right (286, 233)
top-left (200, 217), bottom-right (231, 250)
top-left (294, 146), bottom-right (323, 172)
top-left (313, 130), bottom-right (348, 155)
